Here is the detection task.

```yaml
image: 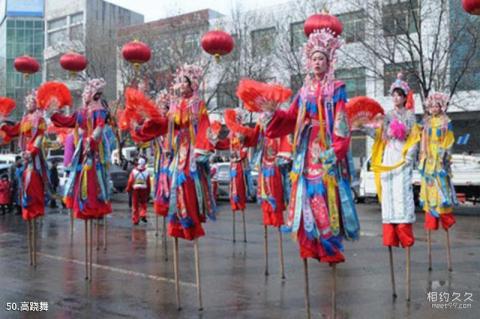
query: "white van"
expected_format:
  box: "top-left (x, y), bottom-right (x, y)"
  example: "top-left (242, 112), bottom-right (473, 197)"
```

top-left (0, 153), bottom-right (18, 165)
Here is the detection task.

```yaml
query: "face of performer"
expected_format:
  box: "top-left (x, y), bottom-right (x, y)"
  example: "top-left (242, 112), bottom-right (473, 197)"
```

top-left (26, 101), bottom-right (37, 112)
top-left (428, 102), bottom-right (442, 116)
top-left (310, 51), bottom-right (328, 79)
top-left (93, 92), bottom-right (102, 101)
top-left (392, 89), bottom-right (407, 109)
top-left (180, 76), bottom-right (193, 97)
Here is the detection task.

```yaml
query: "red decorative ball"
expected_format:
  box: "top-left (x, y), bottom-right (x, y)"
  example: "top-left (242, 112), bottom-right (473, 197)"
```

top-left (462, 0), bottom-right (480, 15)
top-left (121, 40), bottom-right (151, 65)
top-left (14, 55), bottom-right (40, 74)
top-left (201, 30), bottom-right (234, 59)
top-left (60, 52), bottom-right (88, 72)
top-left (304, 13), bottom-right (343, 37)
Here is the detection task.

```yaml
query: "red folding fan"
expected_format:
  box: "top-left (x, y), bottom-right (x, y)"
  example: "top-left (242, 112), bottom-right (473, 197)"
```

top-left (37, 82), bottom-right (72, 110)
top-left (345, 96), bottom-right (384, 128)
top-left (236, 79), bottom-right (292, 113)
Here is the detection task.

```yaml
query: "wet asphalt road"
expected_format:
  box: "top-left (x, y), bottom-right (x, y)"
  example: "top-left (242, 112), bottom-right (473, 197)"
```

top-left (0, 193), bottom-right (478, 319)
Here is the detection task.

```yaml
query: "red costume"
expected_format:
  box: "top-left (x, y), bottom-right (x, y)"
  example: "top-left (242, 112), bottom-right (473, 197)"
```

top-left (126, 161), bottom-right (151, 224)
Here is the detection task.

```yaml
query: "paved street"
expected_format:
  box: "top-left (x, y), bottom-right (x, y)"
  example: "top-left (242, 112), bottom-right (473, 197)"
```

top-left (0, 194), bottom-right (478, 319)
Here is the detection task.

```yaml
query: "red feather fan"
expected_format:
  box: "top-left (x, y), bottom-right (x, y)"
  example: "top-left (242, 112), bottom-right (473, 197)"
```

top-left (0, 97), bottom-right (16, 117)
top-left (125, 88), bottom-right (162, 122)
top-left (236, 79), bottom-right (292, 113)
top-left (116, 108), bottom-right (130, 131)
top-left (345, 96), bottom-right (384, 128)
top-left (47, 124), bottom-right (71, 144)
top-left (37, 82), bottom-right (72, 110)
top-left (210, 120), bottom-right (222, 135)
top-left (224, 109), bottom-right (254, 137)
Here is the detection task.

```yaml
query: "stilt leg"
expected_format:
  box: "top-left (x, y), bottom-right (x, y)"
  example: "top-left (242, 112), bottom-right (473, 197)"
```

top-left (173, 237), bottom-right (181, 310)
top-left (242, 210), bottom-right (247, 243)
top-left (163, 217), bottom-right (168, 261)
top-left (331, 263), bottom-right (337, 319)
top-left (278, 228), bottom-right (285, 280)
top-left (264, 225), bottom-right (269, 276)
top-left (70, 210), bottom-right (74, 239)
top-left (103, 216), bottom-right (107, 251)
top-left (96, 219), bottom-right (100, 251)
top-left (89, 219), bottom-right (93, 281)
top-left (303, 259), bottom-right (311, 319)
top-left (194, 239), bottom-right (203, 311)
top-left (232, 211), bottom-right (236, 243)
top-left (155, 215), bottom-right (159, 237)
top-left (33, 219), bottom-right (37, 267)
top-left (446, 229), bottom-right (452, 272)
top-left (388, 246), bottom-right (397, 299)
top-left (27, 221), bottom-right (32, 266)
top-left (427, 230), bottom-right (432, 271)
top-left (406, 247), bottom-right (411, 302)
top-left (84, 220), bottom-right (88, 280)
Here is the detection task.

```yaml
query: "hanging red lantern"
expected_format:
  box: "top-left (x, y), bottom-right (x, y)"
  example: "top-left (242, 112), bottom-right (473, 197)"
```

top-left (14, 55), bottom-right (40, 77)
top-left (60, 52), bottom-right (88, 75)
top-left (201, 30), bottom-right (234, 62)
top-left (304, 11), bottom-right (343, 37)
top-left (462, 0), bottom-right (480, 15)
top-left (121, 40), bottom-right (151, 70)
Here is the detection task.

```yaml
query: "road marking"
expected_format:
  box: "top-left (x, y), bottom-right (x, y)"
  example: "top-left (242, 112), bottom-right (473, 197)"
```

top-left (38, 252), bottom-right (196, 288)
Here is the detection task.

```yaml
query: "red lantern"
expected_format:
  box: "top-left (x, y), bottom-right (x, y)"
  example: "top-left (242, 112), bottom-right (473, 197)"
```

top-left (60, 52), bottom-right (88, 74)
top-left (121, 40), bottom-right (151, 69)
top-left (14, 55), bottom-right (40, 77)
top-left (201, 30), bottom-right (234, 62)
top-left (304, 12), bottom-right (343, 37)
top-left (462, 0), bottom-right (480, 15)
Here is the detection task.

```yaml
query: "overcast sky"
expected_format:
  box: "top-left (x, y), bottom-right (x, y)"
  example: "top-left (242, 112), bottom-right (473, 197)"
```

top-left (107, 0), bottom-right (289, 22)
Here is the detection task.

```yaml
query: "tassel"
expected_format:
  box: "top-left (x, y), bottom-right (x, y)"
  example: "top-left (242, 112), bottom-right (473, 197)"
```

top-left (281, 225), bottom-right (292, 233)
top-left (321, 237), bottom-right (335, 256)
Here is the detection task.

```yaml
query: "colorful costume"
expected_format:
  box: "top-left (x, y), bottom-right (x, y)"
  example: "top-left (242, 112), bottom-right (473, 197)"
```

top-left (419, 92), bottom-right (456, 231)
top-left (51, 79), bottom-right (112, 219)
top-left (126, 158), bottom-right (151, 224)
top-left (369, 74), bottom-right (421, 248)
top-left (264, 30), bottom-right (360, 263)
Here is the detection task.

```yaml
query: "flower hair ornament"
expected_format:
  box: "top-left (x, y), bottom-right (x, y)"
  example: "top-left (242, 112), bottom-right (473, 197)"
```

top-left (426, 92), bottom-right (449, 112)
top-left (304, 29), bottom-right (343, 97)
top-left (390, 73), bottom-right (415, 110)
top-left (173, 63), bottom-right (203, 92)
top-left (82, 78), bottom-right (106, 105)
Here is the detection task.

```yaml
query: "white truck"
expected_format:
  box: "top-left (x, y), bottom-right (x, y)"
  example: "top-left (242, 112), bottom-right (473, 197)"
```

top-left (358, 154), bottom-right (480, 204)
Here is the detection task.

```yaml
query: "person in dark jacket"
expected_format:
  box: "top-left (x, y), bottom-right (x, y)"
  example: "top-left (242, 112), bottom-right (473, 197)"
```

top-left (49, 162), bottom-right (60, 208)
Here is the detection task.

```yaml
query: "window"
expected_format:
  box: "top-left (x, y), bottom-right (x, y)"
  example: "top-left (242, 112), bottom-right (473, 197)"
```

top-left (383, 62), bottom-right (420, 95)
top-left (290, 21), bottom-right (305, 50)
top-left (338, 11), bottom-right (365, 43)
top-left (48, 17), bottom-right (67, 30)
top-left (70, 12), bottom-right (83, 25)
top-left (382, 0), bottom-right (420, 36)
top-left (216, 82), bottom-right (238, 109)
top-left (336, 67), bottom-right (366, 97)
top-left (48, 29), bottom-right (68, 46)
top-left (251, 27), bottom-right (276, 56)
top-left (183, 33), bottom-right (199, 58)
top-left (70, 25), bottom-right (84, 42)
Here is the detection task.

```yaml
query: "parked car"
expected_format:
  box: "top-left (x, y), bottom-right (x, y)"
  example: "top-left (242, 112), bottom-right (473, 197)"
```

top-left (0, 154), bottom-right (17, 165)
top-left (109, 164), bottom-right (129, 192)
top-left (212, 162), bottom-right (258, 202)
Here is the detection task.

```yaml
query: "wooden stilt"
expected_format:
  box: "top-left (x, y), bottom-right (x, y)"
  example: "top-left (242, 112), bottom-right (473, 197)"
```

top-left (406, 247), bottom-right (411, 302)
top-left (427, 230), bottom-right (432, 271)
top-left (446, 229), bottom-right (452, 272)
top-left (103, 216), bottom-right (107, 251)
top-left (173, 237), bottom-right (181, 310)
top-left (242, 210), bottom-right (247, 243)
top-left (84, 220), bottom-right (88, 280)
top-left (388, 246), bottom-right (397, 298)
top-left (232, 211), bottom-right (236, 243)
top-left (155, 215), bottom-right (159, 237)
top-left (89, 219), bottom-right (93, 281)
top-left (278, 228), bottom-right (285, 280)
top-left (163, 217), bottom-right (168, 261)
top-left (264, 225), bottom-right (269, 276)
top-left (331, 263), bottom-right (337, 319)
top-left (33, 219), bottom-right (37, 267)
top-left (303, 259), bottom-right (311, 319)
top-left (194, 239), bottom-right (203, 311)
top-left (96, 219), bottom-right (100, 251)
top-left (27, 221), bottom-right (32, 266)
top-left (70, 210), bottom-right (74, 239)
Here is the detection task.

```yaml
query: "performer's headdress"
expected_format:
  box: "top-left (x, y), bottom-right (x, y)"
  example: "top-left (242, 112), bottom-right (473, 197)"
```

top-left (426, 92), bottom-right (449, 112)
top-left (82, 78), bottom-right (106, 105)
top-left (155, 90), bottom-right (170, 109)
top-left (390, 73), bottom-right (410, 95)
top-left (25, 90), bottom-right (38, 110)
top-left (173, 64), bottom-right (203, 92)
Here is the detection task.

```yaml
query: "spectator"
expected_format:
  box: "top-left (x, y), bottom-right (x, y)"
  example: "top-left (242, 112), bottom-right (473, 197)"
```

top-left (49, 162), bottom-right (60, 208)
top-left (8, 156), bottom-right (22, 215)
top-left (0, 175), bottom-right (11, 215)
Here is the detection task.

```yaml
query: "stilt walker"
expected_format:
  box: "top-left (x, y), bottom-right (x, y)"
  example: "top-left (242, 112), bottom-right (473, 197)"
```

top-left (419, 92), bottom-right (457, 272)
top-left (51, 79), bottom-right (113, 281)
top-left (239, 27), bottom-right (361, 315)
top-left (1, 90), bottom-right (55, 267)
top-left (366, 74), bottom-right (421, 301)
top-left (220, 109), bottom-right (257, 244)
